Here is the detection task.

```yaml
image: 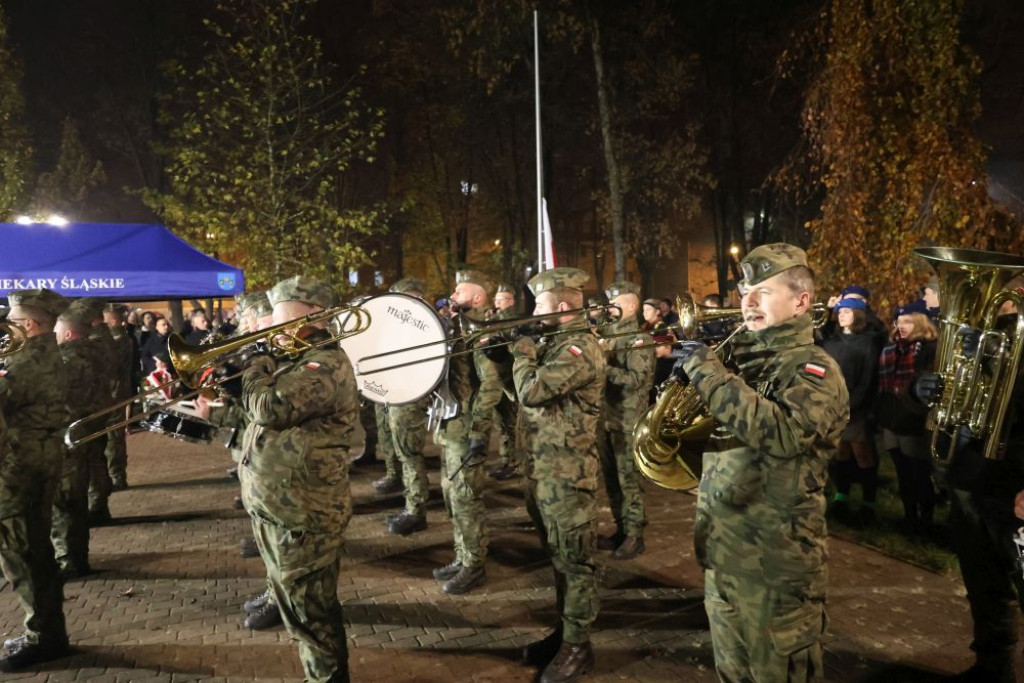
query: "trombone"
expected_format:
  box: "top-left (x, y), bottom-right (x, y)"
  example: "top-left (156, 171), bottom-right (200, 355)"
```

top-left (64, 304), bottom-right (371, 448)
top-left (356, 303), bottom-right (618, 375)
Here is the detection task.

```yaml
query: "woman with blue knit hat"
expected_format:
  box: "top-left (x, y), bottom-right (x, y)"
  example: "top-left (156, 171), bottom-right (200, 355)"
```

top-left (823, 297), bottom-right (881, 526)
top-left (876, 299), bottom-right (938, 538)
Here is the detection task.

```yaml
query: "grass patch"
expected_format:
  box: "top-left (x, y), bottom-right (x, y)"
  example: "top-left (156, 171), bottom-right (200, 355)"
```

top-left (827, 454), bottom-right (960, 575)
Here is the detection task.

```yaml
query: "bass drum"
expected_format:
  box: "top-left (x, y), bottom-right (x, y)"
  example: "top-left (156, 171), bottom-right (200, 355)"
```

top-left (337, 293), bottom-right (448, 405)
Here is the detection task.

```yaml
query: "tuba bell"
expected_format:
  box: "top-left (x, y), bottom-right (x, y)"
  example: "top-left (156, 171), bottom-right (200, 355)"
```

top-left (914, 247), bottom-right (1024, 463)
top-left (631, 293), bottom-right (744, 491)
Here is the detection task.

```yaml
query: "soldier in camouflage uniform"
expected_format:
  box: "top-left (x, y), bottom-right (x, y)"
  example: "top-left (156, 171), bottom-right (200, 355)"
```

top-left (238, 276), bottom-right (358, 683)
top-left (102, 305), bottom-right (134, 490)
top-left (596, 281), bottom-right (654, 561)
top-left (0, 290), bottom-right (71, 671)
top-left (672, 244), bottom-right (849, 682)
top-left (52, 304), bottom-right (107, 578)
top-left (485, 283), bottom-right (521, 481)
top-left (511, 267), bottom-right (605, 682)
top-left (432, 269), bottom-right (500, 595)
top-left (350, 399), bottom-right (380, 467)
top-left (70, 298), bottom-right (120, 525)
top-left (369, 402), bottom-right (403, 494)
top-left (380, 278), bottom-right (433, 536)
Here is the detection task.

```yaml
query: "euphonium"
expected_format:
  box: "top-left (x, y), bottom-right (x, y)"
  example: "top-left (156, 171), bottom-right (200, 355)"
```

top-left (631, 293), bottom-right (744, 491)
top-left (914, 247), bottom-right (1024, 463)
top-left (0, 321), bottom-right (28, 358)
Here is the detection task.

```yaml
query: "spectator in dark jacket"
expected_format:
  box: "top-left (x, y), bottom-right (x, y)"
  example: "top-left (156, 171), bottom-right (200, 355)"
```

top-left (141, 317), bottom-right (172, 376)
top-left (823, 298), bottom-right (881, 525)
top-left (876, 300), bottom-right (938, 538)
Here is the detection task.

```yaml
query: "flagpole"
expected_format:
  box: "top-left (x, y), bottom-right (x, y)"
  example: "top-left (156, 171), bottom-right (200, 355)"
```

top-left (534, 10), bottom-right (543, 272)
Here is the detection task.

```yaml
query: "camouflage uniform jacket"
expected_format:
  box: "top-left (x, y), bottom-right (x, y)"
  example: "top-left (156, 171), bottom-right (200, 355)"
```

top-left (512, 322), bottom-right (606, 489)
top-left (446, 307), bottom-right (501, 439)
top-left (601, 315), bottom-right (654, 432)
top-left (240, 329), bottom-right (359, 533)
top-left (470, 308), bottom-right (516, 442)
top-left (679, 314), bottom-right (849, 595)
top-left (88, 325), bottom-right (120, 400)
top-left (58, 337), bottom-right (107, 423)
top-left (0, 333), bottom-right (68, 467)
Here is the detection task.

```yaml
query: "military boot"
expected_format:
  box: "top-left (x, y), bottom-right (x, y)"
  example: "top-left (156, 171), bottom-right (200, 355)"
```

top-left (240, 536), bottom-right (260, 558)
top-left (243, 601), bottom-right (283, 630)
top-left (442, 565), bottom-right (486, 595)
top-left (233, 496), bottom-right (245, 510)
top-left (350, 448), bottom-right (378, 467)
top-left (388, 512), bottom-right (427, 536)
top-left (540, 641), bottom-right (594, 683)
top-left (612, 536), bottom-right (645, 560)
top-left (0, 636), bottom-right (69, 672)
top-left (88, 506), bottom-right (112, 527)
top-left (432, 560), bottom-right (462, 581)
top-left (372, 475), bottom-right (402, 494)
top-left (243, 590), bottom-right (272, 613)
top-left (110, 477), bottom-right (128, 492)
top-left (523, 628), bottom-right (563, 666)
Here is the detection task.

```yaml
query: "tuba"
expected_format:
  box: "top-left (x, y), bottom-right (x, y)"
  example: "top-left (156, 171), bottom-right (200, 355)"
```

top-left (914, 247), bottom-right (1024, 463)
top-left (631, 293), bottom-right (744, 491)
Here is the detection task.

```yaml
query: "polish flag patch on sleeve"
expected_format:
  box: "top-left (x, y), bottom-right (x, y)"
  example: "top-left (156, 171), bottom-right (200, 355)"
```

top-left (568, 345), bottom-right (583, 357)
top-left (304, 361), bottom-right (322, 371)
top-left (803, 362), bottom-right (826, 379)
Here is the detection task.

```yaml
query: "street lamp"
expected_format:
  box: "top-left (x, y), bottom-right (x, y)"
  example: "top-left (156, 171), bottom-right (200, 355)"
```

top-left (729, 244), bottom-right (740, 258)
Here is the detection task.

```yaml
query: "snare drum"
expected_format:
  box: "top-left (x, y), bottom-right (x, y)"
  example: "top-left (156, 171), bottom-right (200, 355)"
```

top-left (140, 409), bottom-right (218, 445)
top-left (337, 293), bottom-right (448, 405)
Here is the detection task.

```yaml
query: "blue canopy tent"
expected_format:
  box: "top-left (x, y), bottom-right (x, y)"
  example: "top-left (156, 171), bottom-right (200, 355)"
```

top-left (0, 222), bottom-right (244, 300)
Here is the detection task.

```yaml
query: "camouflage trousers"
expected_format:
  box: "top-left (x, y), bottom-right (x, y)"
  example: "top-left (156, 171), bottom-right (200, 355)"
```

top-left (358, 400), bottom-right (378, 453)
top-left (374, 404), bottom-right (401, 480)
top-left (252, 517), bottom-right (349, 683)
top-left (525, 476), bottom-right (598, 644)
top-left (0, 439), bottom-right (67, 646)
top-left (386, 400), bottom-right (430, 516)
top-left (105, 426), bottom-right (128, 485)
top-left (51, 447), bottom-right (94, 572)
top-left (704, 569), bottom-right (826, 682)
top-left (495, 393), bottom-right (520, 469)
top-left (87, 433), bottom-right (113, 514)
top-left (598, 423), bottom-right (646, 538)
top-left (438, 412), bottom-right (488, 568)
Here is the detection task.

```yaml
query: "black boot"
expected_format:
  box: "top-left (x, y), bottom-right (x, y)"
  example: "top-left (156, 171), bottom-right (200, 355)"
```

top-left (243, 601), bottom-right (283, 630)
top-left (350, 449), bottom-right (378, 467)
top-left (388, 512), bottom-right (427, 536)
top-left (612, 536), bottom-right (645, 560)
top-left (244, 590), bottom-right (272, 613)
top-left (371, 476), bottom-right (402, 494)
top-left (0, 636), bottom-right (69, 672)
top-left (523, 629), bottom-right (563, 666)
top-left (442, 565), bottom-right (486, 595)
top-left (541, 641), bottom-right (594, 683)
top-left (432, 560), bottom-right (462, 581)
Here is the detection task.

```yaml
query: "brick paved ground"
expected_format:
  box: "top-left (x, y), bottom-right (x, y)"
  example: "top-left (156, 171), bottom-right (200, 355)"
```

top-left (1, 430), bottom-right (1021, 682)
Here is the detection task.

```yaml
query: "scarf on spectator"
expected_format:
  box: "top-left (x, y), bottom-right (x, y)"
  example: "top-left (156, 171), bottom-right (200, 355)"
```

top-left (877, 337), bottom-right (921, 394)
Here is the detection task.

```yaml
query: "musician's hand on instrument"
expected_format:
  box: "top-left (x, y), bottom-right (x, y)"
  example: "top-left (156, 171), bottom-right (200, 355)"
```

top-left (511, 335), bottom-right (537, 359)
top-left (481, 336), bottom-right (511, 363)
top-left (193, 394), bottom-right (213, 421)
top-left (1015, 490), bottom-right (1024, 521)
top-left (670, 340), bottom-right (709, 382)
top-left (911, 371), bottom-right (943, 406)
top-left (958, 326), bottom-right (983, 356)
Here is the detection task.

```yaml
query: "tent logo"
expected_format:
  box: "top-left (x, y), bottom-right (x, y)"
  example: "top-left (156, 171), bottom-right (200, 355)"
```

top-left (217, 273), bottom-right (236, 291)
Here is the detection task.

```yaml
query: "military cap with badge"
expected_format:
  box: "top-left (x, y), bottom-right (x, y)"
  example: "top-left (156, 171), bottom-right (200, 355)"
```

top-left (527, 266), bottom-right (589, 296)
top-left (739, 243), bottom-right (809, 287)
top-left (268, 275), bottom-right (338, 310)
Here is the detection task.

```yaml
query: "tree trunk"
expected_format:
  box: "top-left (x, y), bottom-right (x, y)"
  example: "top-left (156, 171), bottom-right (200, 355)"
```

top-left (589, 16), bottom-right (627, 281)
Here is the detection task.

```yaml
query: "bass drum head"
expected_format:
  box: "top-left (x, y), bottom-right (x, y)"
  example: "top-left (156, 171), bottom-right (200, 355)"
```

top-left (337, 293), bottom-right (448, 405)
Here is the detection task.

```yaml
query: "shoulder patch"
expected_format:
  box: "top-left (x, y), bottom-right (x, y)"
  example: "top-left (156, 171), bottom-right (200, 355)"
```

top-left (568, 345), bottom-right (583, 357)
top-left (803, 362), bottom-right (826, 379)
top-left (304, 361), bottom-right (322, 371)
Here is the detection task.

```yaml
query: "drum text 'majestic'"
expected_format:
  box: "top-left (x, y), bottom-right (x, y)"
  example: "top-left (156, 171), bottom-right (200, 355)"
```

top-left (386, 305), bottom-right (429, 331)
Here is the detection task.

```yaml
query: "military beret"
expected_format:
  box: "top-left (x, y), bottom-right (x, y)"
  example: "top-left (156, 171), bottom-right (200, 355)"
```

top-left (605, 281), bottom-right (642, 300)
top-left (527, 267), bottom-right (589, 296)
top-left (840, 284), bottom-right (870, 299)
top-left (390, 277), bottom-right (427, 295)
top-left (894, 299), bottom-right (928, 318)
top-left (9, 288), bottom-right (67, 317)
top-left (739, 243), bottom-right (809, 287)
top-left (455, 269), bottom-right (495, 295)
top-left (834, 298), bottom-right (867, 311)
top-left (268, 275), bottom-right (338, 309)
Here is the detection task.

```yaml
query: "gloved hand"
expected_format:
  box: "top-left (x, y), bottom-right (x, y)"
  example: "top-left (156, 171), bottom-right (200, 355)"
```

top-left (512, 335), bottom-right (537, 358)
top-left (481, 337), bottom-right (512, 364)
top-left (911, 371), bottom-right (943, 406)
top-left (468, 438), bottom-right (487, 460)
top-left (959, 326), bottom-right (982, 357)
top-left (670, 340), bottom-right (709, 382)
